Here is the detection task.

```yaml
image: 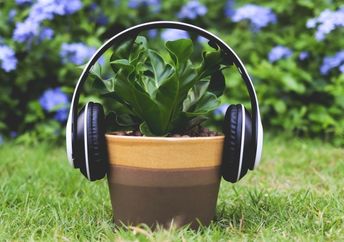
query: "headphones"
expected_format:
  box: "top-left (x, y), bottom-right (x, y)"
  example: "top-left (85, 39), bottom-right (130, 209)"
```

top-left (66, 21), bottom-right (263, 183)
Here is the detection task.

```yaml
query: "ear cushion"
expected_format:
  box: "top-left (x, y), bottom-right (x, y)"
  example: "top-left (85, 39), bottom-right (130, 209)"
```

top-left (222, 104), bottom-right (254, 183)
top-left (75, 105), bottom-right (86, 171)
top-left (222, 104), bottom-right (243, 183)
top-left (85, 102), bottom-right (108, 181)
top-left (75, 102), bottom-right (107, 181)
top-left (238, 109), bottom-right (253, 179)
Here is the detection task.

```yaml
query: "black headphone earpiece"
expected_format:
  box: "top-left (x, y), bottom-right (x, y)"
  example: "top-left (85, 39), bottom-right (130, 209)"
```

top-left (75, 102), bottom-right (107, 181)
top-left (222, 104), bottom-right (254, 183)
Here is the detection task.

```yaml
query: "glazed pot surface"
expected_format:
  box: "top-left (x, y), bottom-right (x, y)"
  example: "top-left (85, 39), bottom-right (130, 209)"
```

top-left (106, 135), bottom-right (225, 229)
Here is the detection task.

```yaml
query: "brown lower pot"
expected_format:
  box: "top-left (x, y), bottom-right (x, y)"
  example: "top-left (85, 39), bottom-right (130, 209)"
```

top-left (106, 134), bottom-right (225, 229)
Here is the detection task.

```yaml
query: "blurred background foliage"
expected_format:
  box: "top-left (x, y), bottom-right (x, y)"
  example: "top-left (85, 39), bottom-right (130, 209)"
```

top-left (0, 0), bottom-right (343, 145)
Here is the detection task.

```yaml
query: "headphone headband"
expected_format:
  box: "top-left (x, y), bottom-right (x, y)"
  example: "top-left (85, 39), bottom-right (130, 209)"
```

top-left (66, 21), bottom-right (263, 168)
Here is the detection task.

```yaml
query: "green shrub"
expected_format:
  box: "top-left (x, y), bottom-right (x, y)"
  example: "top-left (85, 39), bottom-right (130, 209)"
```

top-left (91, 36), bottom-right (227, 136)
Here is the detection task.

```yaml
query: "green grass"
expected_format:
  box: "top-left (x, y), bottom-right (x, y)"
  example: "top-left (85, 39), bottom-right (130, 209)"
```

top-left (1, 135), bottom-right (343, 241)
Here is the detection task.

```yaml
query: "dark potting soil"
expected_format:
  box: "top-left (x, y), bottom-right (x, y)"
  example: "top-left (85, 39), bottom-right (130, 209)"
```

top-left (113, 126), bottom-right (222, 137)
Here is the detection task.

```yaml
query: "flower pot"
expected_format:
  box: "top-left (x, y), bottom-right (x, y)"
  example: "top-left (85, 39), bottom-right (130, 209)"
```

top-left (106, 134), bottom-right (224, 229)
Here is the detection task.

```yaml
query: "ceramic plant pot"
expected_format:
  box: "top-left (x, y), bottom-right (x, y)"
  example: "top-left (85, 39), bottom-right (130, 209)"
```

top-left (106, 134), bottom-right (225, 229)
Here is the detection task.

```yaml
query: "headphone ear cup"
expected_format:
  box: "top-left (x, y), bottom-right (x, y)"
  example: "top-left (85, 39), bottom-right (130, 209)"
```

top-left (85, 102), bottom-right (108, 181)
top-left (222, 104), bottom-right (244, 183)
top-left (75, 102), bottom-right (107, 181)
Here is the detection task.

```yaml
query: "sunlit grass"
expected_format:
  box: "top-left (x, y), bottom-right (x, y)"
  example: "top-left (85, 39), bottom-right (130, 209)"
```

top-left (0, 135), bottom-right (343, 241)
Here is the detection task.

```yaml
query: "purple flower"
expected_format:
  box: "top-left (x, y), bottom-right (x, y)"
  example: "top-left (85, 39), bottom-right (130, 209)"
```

top-left (148, 29), bottom-right (158, 38)
top-left (29, 0), bottom-right (82, 22)
top-left (89, 3), bottom-right (98, 10)
top-left (268, 45), bottom-right (293, 63)
top-left (62, 0), bottom-right (83, 14)
top-left (39, 88), bottom-right (69, 122)
top-left (177, 0), bottom-right (207, 20)
top-left (60, 43), bottom-right (96, 65)
top-left (13, 20), bottom-right (54, 43)
top-left (197, 36), bottom-right (208, 43)
top-left (28, 1), bottom-right (60, 23)
top-left (39, 88), bottom-right (69, 112)
top-left (54, 108), bottom-right (69, 122)
top-left (214, 104), bottom-right (229, 116)
top-left (161, 29), bottom-right (189, 41)
top-left (224, 0), bottom-right (235, 18)
top-left (13, 20), bottom-right (40, 43)
top-left (39, 27), bottom-right (54, 41)
top-left (306, 8), bottom-right (344, 41)
top-left (10, 131), bottom-right (18, 138)
top-left (340, 64), bottom-right (344, 73)
top-left (16, 0), bottom-right (32, 5)
top-left (8, 10), bottom-right (17, 22)
top-left (128, 0), bottom-right (160, 12)
top-left (299, 51), bottom-right (309, 61)
top-left (88, 4), bottom-right (108, 25)
top-left (320, 50), bottom-right (344, 75)
top-left (0, 45), bottom-right (18, 72)
top-left (232, 4), bottom-right (277, 31)
top-left (13, 0), bottom-right (82, 44)
top-left (95, 14), bottom-right (108, 25)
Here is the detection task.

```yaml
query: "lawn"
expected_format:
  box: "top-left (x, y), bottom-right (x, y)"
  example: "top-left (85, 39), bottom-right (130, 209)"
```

top-left (0, 135), bottom-right (343, 241)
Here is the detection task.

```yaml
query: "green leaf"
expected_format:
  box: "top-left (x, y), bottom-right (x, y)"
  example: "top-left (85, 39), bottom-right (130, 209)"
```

top-left (154, 73), bottom-right (179, 131)
top-left (139, 122), bottom-right (156, 136)
top-left (185, 92), bottom-right (220, 116)
top-left (281, 75), bottom-right (306, 93)
top-left (102, 92), bottom-right (132, 109)
top-left (209, 70), bottom-right (225, 97)
top-left (151, 39), bottom-right (199, 132)
top-left (89, 63), bottom-right (115, 92)
top-left (110, 36), bottom-right (148, 73)
top-left (116, 113), bottom-right (139, 127)
top-left (113, 71), bottom-right (166, 135)
top-left (105, 112), bottom-right (137, 132)
top-left (147, 50), bottom-right (174, 87)
top-left (110, 59), bottom-right (131, 70)
top-left (110, 39), bottom-right (135, 72)
top-left (130, 36), bottom-right (148, 64)
top-left (111, 39), bottom-right (134, 59)
top-left (197, 51), bottom-right (224, 79)
top-left (183, 79), bottom-right (210, 112)
top-left (165, 39), bottom-right (193, 68)
top-left (158, 61), bottom-right (198, 131)
top-left (273, 100), bottom-right (287, 114)
top-left (92, 76), bottom-right (115, 93)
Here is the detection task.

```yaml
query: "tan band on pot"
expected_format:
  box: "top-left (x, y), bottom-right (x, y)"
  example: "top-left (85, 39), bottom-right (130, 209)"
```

top-left (107, 165), bottom-right (221, 187)
top-left (105, 135), bottom-right (225, 169)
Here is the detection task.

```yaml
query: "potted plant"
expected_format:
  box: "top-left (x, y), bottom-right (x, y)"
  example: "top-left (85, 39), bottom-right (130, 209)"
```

top-left (90, 35), bottom-right (230, 229)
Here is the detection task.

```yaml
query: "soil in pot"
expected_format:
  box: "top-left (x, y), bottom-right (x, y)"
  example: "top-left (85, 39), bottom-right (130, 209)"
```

top-left (112, 125), bottom-right (222, 137)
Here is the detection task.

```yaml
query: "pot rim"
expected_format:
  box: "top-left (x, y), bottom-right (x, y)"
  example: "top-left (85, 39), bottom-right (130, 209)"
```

top-left (105, 133), bottom-right (225, 143)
